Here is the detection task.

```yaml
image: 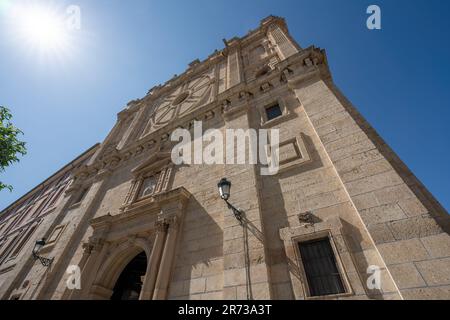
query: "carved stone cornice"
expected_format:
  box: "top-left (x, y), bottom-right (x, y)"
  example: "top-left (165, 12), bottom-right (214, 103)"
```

top-left (156, 215), bottom-right (179, 231)
top-left (123, 98), bottom-right (219, 154)
top-left (131, 151), bottom-right (172, 177)
top-left (154, 187), bottom-right (191, 207)
top-left (125, 16), bottom-right (288, 115)
top-left (222, 16), bottom-right (288, 54)
top-left (82, 242), bottom-right (94, 255)
top-left (91, 187), bottom-right (190, 231)
top-left (89, 213), bottom-right (113, 230)
top-left (92, 168), bottom-right (111, 183)
top-left (276, 46), bottom-right (329, 76)
top-left (287, 69), bottom-right (323, 90)
top-left (141, 57), bottom-right (223, 107)
top-left (260, 15), bottom-right (289, 35)
top-left (83, 237), bottom-right (106, 255)
top-left (279, 216), bottom-right (343, 241)
top-left (155, 220), bottom-right (169, 233)
top-left (222, 101), bottom-right (251, 121)
top-left (71, 49), bottom-right (328, 181)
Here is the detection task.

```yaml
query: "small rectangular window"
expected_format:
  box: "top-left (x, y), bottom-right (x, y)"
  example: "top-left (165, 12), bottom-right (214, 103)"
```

top-left (298, 237), bottom-right (345, 297)
top-left (265, 104), bottom-right (282, 121)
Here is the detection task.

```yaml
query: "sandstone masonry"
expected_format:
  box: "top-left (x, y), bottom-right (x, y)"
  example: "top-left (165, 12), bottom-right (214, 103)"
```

top-left (0, 16), bottom-right (449, 300)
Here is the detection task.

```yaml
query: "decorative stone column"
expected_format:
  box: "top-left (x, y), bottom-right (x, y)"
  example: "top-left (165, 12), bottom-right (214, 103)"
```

top-left (68, 238), bottom-right (110, 299)
top-left (223, 37), bottom-right (244, 90)
top-left (116, 101), bottom-right (146, 151)
top-left (152, 217), bottom-right (179, 300)
top-left (139, 221), bottom-right (167, 300)
top-left (151, 188), bottom-right (190, 299)
top-left (267, 23), bottom-right (298, 60)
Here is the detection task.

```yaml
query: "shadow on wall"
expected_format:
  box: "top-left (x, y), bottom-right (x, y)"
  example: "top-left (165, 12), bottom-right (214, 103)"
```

top-left (340, 219), bottom-right (386, 300)
top-left (259, 133), bottom-right (324, 299)
top-left (167, 196), bottom-right (223, 299)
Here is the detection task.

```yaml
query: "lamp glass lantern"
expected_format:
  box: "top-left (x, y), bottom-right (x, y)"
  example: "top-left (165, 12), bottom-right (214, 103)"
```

top-left (217, 178), bottom-right (231, 201)
top-left (33, 238), bottom-right (46, 256)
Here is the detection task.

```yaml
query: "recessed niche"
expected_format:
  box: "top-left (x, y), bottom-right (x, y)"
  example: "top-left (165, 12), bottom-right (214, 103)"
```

top-left (276, 134), bottom-right (312, 172)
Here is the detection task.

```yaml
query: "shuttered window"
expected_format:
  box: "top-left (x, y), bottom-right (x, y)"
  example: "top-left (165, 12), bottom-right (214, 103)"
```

top-left (298, 237), bottom-right (345, 297)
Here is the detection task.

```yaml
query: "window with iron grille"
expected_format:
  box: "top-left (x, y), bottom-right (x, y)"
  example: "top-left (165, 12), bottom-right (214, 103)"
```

top-left (298, 237), bottom-right (346, 297)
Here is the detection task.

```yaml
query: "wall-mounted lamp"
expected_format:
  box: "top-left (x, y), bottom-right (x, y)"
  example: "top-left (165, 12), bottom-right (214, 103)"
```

top-left (218, 178), bottom-right (243, 223)
top-left (218, 178), bottom-right (252, 300)
top-left (32, 238), bottom-right (53, 267)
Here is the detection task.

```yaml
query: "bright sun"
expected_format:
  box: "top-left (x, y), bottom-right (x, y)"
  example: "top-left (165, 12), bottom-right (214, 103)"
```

top-left (20, 7), bottom-right (65, 49)
top-left (18, 6), bottom-right (68, 53)
top-left (9, 3), bottom-right (71, 57)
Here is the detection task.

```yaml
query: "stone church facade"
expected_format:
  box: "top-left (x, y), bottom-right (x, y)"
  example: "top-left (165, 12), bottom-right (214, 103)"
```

top-left (0, 16), bottom-right (449, 300)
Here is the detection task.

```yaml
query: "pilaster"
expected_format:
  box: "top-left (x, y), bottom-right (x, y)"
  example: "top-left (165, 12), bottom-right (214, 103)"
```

top-left (221, 102), bottom-right (272, 300)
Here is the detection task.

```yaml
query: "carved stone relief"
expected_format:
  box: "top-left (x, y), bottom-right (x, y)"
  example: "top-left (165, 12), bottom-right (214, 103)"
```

top-left (141, 70), bottom-right (215, 137)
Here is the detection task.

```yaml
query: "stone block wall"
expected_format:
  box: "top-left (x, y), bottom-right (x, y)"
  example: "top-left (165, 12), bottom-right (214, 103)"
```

top-left (1, 15), bottom-right (448, 300)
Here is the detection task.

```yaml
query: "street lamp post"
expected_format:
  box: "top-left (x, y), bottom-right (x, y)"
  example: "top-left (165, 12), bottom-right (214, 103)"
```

top-left (217, 178), bottom-right (252, 299)
top-left (217, 178), bottom-right (243, 224)
top-left (32, 238), bottom-right (54, 267)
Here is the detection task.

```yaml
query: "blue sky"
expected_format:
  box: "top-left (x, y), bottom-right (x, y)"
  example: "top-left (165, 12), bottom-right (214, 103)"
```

top-left (0, 0), bottom-right (449, 211)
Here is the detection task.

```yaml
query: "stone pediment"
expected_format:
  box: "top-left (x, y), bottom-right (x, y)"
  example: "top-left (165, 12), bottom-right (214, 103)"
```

top-left (131, 151), bottom-right (172, 177)
top-left (90, 187), bottom-right (191, 233)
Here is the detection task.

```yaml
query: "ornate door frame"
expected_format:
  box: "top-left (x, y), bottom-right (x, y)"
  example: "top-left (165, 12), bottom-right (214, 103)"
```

top-left (68, 187), bottom-right (190, 300)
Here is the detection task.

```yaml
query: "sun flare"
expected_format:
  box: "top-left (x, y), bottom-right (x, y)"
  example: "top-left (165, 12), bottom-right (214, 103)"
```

top-left (20, 7), bottom-right (65, 48)
top-left (17, 6), bottom-right (68, 52)
top-left (7, 2), bottom-right (72, 58)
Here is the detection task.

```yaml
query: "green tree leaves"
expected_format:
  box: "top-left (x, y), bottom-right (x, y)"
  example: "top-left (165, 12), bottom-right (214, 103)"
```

top-left (0, 106), bottom-right (27, 192)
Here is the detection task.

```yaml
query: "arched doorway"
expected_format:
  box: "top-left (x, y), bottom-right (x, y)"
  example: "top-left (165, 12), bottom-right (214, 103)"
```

top-left (110, 251), bottom-right (147, 300)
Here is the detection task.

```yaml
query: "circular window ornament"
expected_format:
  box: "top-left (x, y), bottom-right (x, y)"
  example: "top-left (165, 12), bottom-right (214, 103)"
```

top-left (172, 91), bottom-right (190, 106)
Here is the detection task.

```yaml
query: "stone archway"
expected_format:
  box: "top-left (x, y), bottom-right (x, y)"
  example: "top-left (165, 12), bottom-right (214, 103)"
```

top-left (87, 240), bottom-right (153, 300)
top-left (110, 251), bottom-right (147, 300)
top-left (69, 187), bottom-right (191, 300)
